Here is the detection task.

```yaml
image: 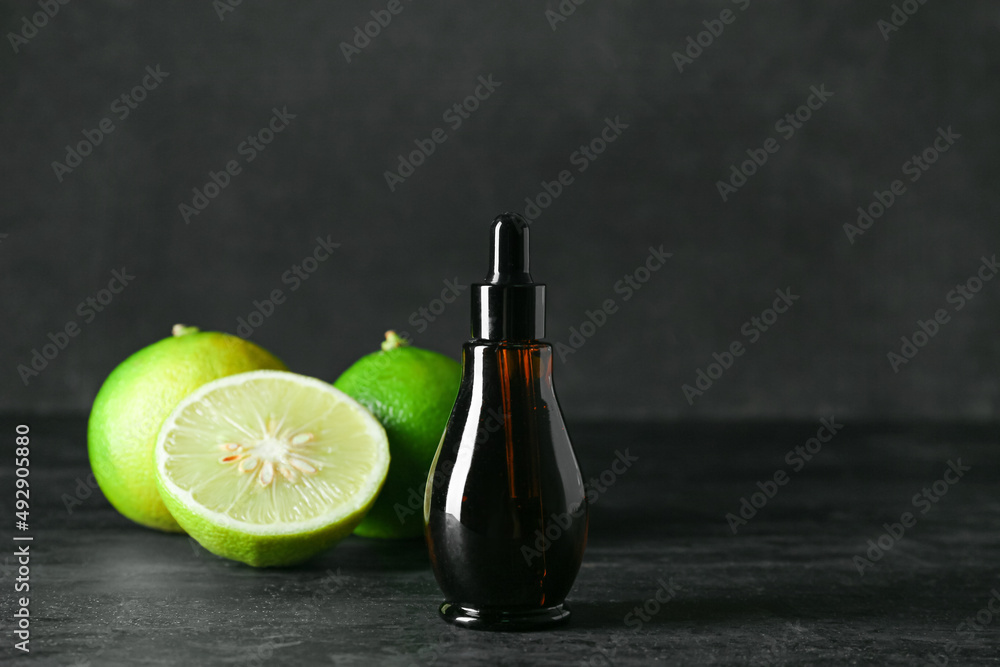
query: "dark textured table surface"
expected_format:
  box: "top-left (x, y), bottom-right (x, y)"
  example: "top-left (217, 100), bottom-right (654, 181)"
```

top-left (1, 417), bottom-right (998, 666)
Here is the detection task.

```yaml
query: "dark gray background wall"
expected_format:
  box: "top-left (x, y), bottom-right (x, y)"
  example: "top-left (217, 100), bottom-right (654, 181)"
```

top-left (2, 1), bottom-right (998, 421)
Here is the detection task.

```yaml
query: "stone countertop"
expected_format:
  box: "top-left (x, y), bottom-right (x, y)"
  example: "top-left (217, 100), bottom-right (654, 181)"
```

top-left (1, 417), bottom-right (997, 666)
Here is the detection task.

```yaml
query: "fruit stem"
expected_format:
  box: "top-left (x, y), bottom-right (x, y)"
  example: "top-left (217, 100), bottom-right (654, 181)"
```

top-left (172, 324), bottom-right (200, 337)
top-left (382, 330), bottom-right (410, 351)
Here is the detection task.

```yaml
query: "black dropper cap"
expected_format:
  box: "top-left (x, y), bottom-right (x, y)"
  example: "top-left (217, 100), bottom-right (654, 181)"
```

top-left (471, 213), bottom-right (545, 341)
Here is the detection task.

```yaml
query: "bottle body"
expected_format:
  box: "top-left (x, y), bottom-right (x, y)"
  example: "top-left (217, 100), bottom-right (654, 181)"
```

top-left (424, 340), bottom-right (588, 629)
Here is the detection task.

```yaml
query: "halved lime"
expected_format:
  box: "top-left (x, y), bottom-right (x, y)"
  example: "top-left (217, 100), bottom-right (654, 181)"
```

top-left (154, 370), bottom-right (390, 567)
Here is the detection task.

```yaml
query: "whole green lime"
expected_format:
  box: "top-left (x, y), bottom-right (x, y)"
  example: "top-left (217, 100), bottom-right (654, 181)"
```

top-left (333, 331), bottom-right (461, 539)
top-left (88, 325), bottom-right (286, 532)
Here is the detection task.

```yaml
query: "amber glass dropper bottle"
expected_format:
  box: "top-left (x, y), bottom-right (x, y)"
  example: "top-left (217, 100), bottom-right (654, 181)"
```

top-left (423, 212), bottom-right (588, 630)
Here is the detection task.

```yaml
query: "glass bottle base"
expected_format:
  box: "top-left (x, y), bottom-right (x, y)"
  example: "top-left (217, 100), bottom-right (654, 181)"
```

top-left (438, 601), bottom-right (571, 631)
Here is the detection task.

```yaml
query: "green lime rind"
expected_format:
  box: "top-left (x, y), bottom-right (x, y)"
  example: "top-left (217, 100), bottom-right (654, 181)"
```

top-left (87, 328), bottom-right (286, 533)
top-left (157, 474), bottom-right (384, 567)
top-left (334, 337), bottom-right (461, 539)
